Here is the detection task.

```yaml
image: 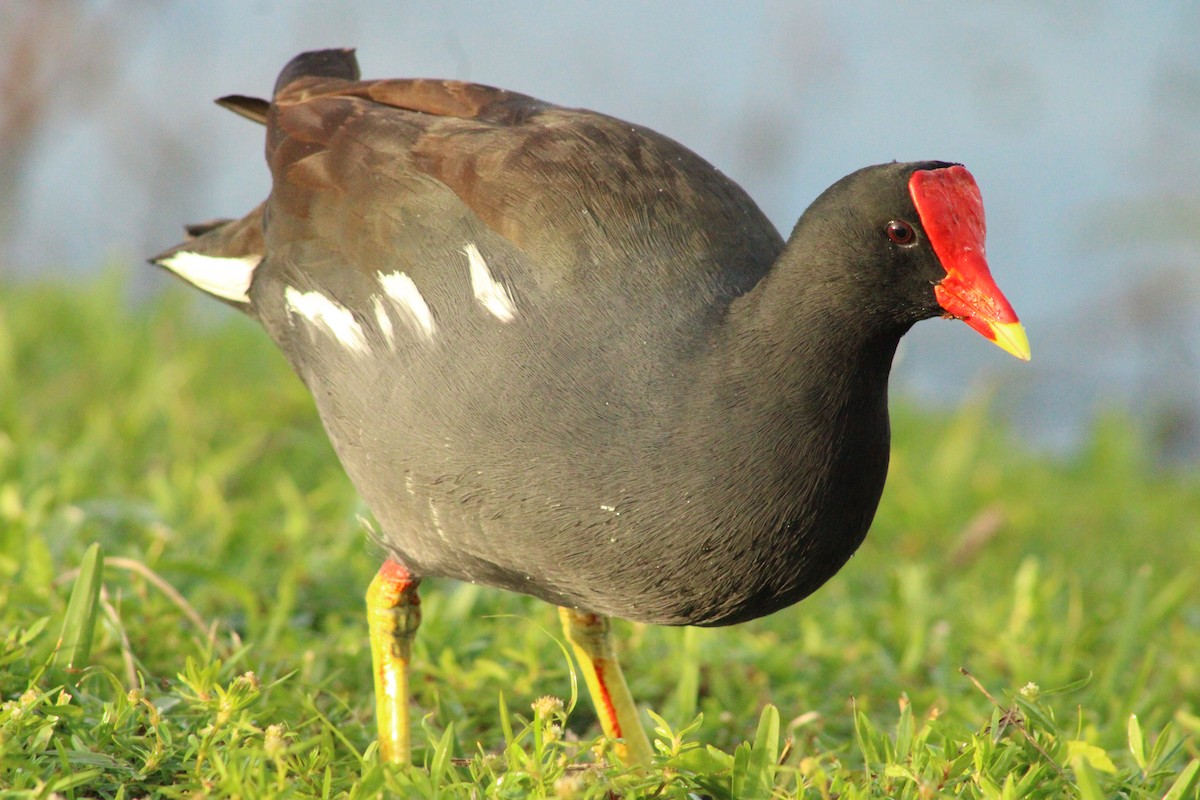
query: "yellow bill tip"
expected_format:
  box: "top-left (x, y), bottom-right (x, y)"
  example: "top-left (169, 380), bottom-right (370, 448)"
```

top-left (989, 319), bottom-right (1031, 361)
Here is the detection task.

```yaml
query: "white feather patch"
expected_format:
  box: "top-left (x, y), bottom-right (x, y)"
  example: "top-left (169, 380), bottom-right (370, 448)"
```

top-left (159, 251), bottom-right (260, 303)
top-left (284, 287), bottom-right (368, 353)
top-left (464, 243), bottom-right (516, 322)
top-left (372, 295), bottom-right (395, 347)
top-left (378, 271), bottom-right (436, 339)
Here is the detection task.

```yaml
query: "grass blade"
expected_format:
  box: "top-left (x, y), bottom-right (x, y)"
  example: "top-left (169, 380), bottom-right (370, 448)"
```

top-left (1070, 757), bottom-right (1105, 800)
top-left (1127, 714), bottom-right (1146, 773)
top-left (53, 542), bottom-right (104, 672)
top-left (732, 705), bottom-right (780, 800)
top-left (1162, 759), bottom-right (1199, 800)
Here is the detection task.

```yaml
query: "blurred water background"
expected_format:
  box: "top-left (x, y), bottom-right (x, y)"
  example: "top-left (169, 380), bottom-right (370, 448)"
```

top-left (2, 1), bottom-right (1197, 463)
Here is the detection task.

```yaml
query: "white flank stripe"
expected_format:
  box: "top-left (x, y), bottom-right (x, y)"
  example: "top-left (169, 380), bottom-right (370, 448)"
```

top-left (372, 295), bottom-right (395, 347)
top-left (379, 271), bottom-right (436, 339)
top-left (284, 287), bottom-right (368, 353)
top-left (464, 243), bottom-right (516, 322)
top-left (160, 251), bottom-right (260, 303)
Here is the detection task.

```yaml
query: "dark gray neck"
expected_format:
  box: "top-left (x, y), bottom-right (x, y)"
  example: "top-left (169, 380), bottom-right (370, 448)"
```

top-left (716, 227), bottom-right (909, 442)
top-left (663, 238), bottom-right (908, 623)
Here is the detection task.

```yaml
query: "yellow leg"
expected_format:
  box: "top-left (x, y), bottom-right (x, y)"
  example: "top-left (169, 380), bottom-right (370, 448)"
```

top-left (558, 607), bottom-right (653, 766)
top-left (366, 560), bottom-right (421, 765)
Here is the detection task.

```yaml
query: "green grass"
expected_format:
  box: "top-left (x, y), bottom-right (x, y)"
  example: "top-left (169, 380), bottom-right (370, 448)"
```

top-left (1, 273), bottom-right (1198, 798)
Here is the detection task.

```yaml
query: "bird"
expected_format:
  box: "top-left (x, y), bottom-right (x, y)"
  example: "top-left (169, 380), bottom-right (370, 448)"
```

top-left (152, 48), bottom-right (1029, 767)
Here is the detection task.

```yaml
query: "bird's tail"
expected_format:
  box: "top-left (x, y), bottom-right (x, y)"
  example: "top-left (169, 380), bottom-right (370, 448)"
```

top-left (149, 203), bottom-right (265, 309)
top-left (148, 49), bottom-right (362, 307)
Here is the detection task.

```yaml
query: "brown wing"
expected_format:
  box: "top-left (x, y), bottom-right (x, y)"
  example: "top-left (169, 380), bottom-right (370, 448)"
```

top-left (261, 49), bottom-right (782, 302)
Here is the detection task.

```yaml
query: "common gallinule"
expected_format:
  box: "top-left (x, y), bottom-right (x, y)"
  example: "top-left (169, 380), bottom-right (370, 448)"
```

top-left (153, 49), bottom-right (1029, 766)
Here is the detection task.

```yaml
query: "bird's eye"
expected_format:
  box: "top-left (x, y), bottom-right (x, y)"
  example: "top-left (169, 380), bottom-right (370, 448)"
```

top-left (886, 220), bottom-right (917, 246)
